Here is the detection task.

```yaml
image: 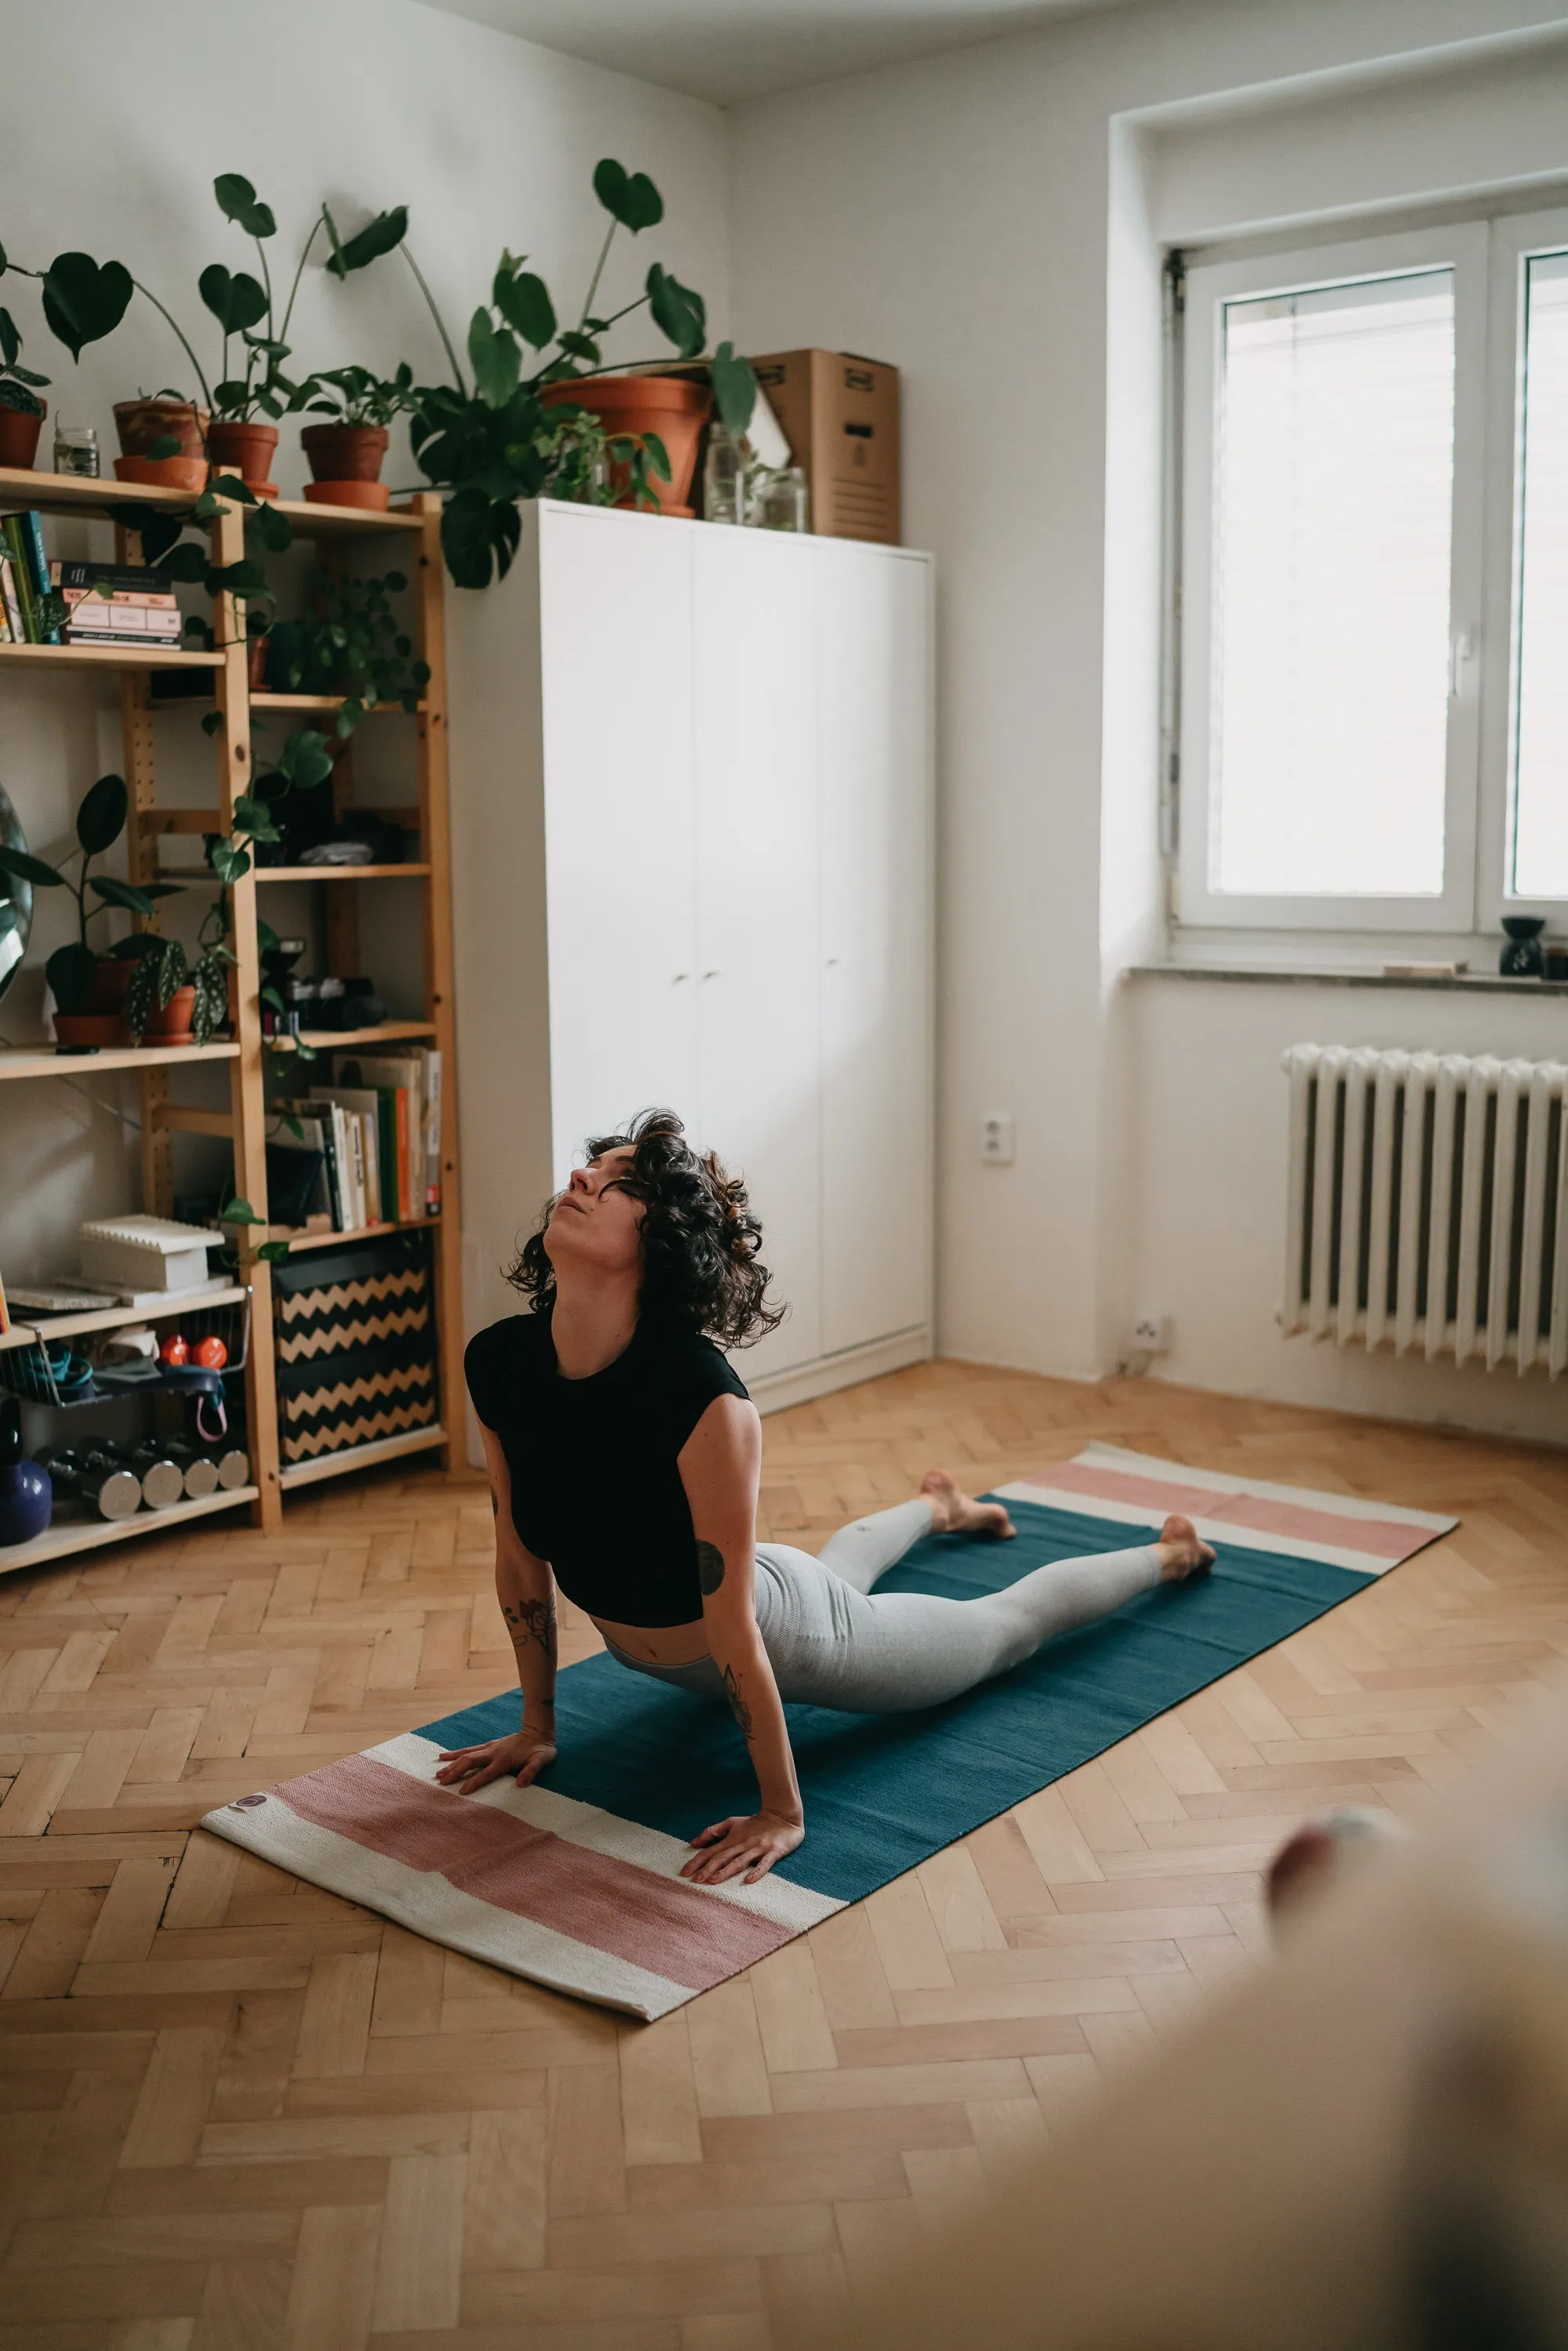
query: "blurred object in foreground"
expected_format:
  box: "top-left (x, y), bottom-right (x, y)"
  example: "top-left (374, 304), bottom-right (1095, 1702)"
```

top-left (829, 1678), bottom-right (1568, 2351)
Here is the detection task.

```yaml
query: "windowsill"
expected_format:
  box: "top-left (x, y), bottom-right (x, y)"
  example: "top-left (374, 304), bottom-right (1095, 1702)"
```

top-left (1129, 962), bottom-right (1568, 997)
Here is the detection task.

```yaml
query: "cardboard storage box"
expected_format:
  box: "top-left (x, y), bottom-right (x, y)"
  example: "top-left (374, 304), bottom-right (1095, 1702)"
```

top-left (750, 350), bottom-right (901, 545)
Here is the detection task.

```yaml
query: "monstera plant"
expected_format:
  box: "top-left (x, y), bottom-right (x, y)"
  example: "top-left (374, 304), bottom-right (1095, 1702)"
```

top-left (391, 158), bottom-right (758, 587)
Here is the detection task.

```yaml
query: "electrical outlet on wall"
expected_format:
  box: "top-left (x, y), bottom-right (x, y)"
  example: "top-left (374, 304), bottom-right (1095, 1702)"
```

top-left (980, 1113), bottom-right (1015, 1165)
top-left (1132, 1313), bottom-right (1172, 1354)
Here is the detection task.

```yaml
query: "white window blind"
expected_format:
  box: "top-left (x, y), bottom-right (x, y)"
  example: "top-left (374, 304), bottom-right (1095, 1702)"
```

top-left (1210, 270), bottom-right (1456, 899)
top-left (1512, 250), bottom-right (1568, 899)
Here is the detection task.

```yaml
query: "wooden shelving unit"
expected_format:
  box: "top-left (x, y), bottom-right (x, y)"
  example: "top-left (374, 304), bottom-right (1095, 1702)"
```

top-left (0, 465), bottom-right (462, 1553)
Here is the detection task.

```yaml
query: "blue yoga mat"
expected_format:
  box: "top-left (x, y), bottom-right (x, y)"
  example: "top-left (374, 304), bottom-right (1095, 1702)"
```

top-left (422, 1498), bottom-right (1375, 1904)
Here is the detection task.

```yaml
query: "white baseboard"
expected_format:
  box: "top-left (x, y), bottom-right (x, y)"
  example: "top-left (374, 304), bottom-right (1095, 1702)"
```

top-left (748, 1327), bottom-right (932, 1415)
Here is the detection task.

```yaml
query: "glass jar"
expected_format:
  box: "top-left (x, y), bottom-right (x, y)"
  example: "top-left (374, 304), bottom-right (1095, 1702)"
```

top-left (53, 421), bottom-right (100, 477)
top-left (703, 429), bottom-right (748, 525)
top-left (754, 464), bottom-right (810, 534)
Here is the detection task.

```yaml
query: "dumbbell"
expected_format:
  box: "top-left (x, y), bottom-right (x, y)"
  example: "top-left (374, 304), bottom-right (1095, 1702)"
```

top-left (41, 1447), bottom-right (142, 1521)
top-left (128, 1440), bottom-right (187, 1510)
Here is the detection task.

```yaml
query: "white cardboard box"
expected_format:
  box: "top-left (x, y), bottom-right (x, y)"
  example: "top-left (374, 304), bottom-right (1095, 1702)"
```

top-left (79, 1215), bottom-right (223, 1296)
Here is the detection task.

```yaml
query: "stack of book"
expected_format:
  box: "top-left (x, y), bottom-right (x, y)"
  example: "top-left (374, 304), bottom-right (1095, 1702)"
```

top-left (0, 509), bottom-right (58, 643)
top-left (52, 560), bottom-right (181, 650)
top-left (270, 1047), bottom-right (444, 1237)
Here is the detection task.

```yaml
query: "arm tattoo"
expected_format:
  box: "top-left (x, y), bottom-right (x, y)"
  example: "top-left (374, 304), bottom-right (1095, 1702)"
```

top-left (503, 1596), bottom-right (556, 1657)
top-left (721, 1661), bottom-right (753, 1741)
top-left (696, 1539), bottom-right (725, 1596)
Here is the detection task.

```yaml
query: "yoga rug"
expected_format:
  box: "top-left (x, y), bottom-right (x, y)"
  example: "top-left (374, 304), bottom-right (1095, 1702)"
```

top-left (204, 1444), bottom-right (1455, 2019)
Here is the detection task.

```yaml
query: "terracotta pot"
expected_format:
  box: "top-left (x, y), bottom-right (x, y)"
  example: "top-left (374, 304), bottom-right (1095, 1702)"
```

top-left (0, 400), bottom-right (45, 470)
top-left (207, 419), bottom-right (279, 494)
top-left (301, 422), bottom-right (389, 484)
top-left (541, 375), bottom-right (712, 516)
top-left (114, 398), bottom-right (208, 459)
top-left (302, 478), bottom-right (390, 512)
top-left (53, 954), bottom-right (132, 1049)
top-left (114, 454), bottom-right (208, 493)
top-left (143, 983), bottom-right (197, 1045)
top-left (248, 634), bottom-right (268, 690)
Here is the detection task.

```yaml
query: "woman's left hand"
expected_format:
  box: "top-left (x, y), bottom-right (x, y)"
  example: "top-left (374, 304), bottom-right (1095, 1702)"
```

top-left (680, 1809), bottom-right (804, 1885)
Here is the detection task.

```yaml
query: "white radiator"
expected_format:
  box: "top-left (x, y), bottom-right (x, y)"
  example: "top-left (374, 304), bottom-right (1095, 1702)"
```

top-left (1283, 1045), bottom-right (1568, 1375)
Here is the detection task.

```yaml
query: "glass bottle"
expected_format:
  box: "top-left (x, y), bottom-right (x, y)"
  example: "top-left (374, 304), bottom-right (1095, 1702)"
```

top-left (53, 421), bottom-right (100, 478)
top-left (703, 429), bottom-right (748, 525)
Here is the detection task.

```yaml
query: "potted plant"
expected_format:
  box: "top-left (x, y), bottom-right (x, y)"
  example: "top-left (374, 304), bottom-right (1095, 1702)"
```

top-left (27, 176), bottom-right (407, 491)
top-left (289, 364), bottom-right (415, 509)
top-left (264, 565), bottom-right (429, 734)
top-left (0, 772), bottom-right (183, 1046)
top-left (0, 302), bottom-right (50, 469)
top-left (382, 158), bottom-right (755, 585)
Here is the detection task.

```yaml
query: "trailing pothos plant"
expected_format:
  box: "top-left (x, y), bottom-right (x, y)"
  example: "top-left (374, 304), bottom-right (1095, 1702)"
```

top-left (386, 158), bottom-right (757, 588)
top-left (265, 567), bottom-right (429, 738)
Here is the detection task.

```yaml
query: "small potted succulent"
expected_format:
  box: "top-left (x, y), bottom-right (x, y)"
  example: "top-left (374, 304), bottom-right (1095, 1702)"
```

top-left (0, 771), bottom-right (183, 1047)
top-left (290, 364), bottom-right (415, 509)
top-left (0, 303), bottom-right (50, 469)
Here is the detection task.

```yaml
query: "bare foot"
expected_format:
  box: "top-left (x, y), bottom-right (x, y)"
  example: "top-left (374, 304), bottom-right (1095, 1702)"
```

top-left (1157, 1512), bottom-right (1215, 1582)
top-left (920, 1469), bottom-right (1015, 1540)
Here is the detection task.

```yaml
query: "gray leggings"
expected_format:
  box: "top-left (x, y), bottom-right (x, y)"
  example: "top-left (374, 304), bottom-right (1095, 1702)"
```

top-left (607, 1499), bottom-right (1165, 1715)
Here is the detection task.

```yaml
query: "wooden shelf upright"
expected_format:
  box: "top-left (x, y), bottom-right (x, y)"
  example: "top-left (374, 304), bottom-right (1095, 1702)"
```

top-left (0, 469), bottom-right (462, 1560)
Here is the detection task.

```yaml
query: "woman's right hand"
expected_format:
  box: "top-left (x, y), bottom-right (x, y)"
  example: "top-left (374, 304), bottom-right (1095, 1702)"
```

top-left (435, 1725), bottom-right (557, 1794)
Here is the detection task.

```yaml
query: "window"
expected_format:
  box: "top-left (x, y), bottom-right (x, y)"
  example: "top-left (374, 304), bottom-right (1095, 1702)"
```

top-left (1176, 211), bottom-right (1568, 939)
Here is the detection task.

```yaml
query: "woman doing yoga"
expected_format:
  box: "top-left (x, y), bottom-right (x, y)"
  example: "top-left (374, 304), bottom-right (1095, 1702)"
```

top-left (443, 1110), bottom-right (1215, 1885)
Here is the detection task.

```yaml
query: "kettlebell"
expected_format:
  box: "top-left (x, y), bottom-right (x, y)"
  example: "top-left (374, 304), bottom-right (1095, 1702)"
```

top-left (0, 1396), bottom-right (51, 1546)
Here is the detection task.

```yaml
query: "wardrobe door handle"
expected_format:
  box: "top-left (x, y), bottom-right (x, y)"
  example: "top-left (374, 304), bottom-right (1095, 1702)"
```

top-left (673, 972), bottom-right (690, 983)
top-left (701, 969), bottom-right (720, 980)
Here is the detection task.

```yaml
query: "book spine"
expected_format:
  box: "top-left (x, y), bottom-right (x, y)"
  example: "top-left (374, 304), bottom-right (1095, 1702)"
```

top-left (378, 1093), bottom-right (397, 1223)
top-left (0, 584), bottom-right (9, 643)
top-left (361, 1110), bottom-right (382, 1226)
top-left (424, 1050), bottom-right (442, 1216)
top-left (57, 561), bottom-right (175, 593)
top-left (394, 1089), bottom-right (411, 1222)
top-left (320, 1113), bottom-right (344, 1231)
top-left (3, 523), bottom-right (37, 640)
top-left (23, 513), bottom-right (57, 642)
top-left (347, 1110), bottom-right (367, 1231)
top-left (63, 632), bottom-right (185, 648)
top-left (0, 554), bottom-right (22, 643)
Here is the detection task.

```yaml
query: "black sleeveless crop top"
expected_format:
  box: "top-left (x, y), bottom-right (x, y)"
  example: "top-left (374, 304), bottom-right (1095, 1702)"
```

top-left (464, 1309), bottom-right (750, 1628)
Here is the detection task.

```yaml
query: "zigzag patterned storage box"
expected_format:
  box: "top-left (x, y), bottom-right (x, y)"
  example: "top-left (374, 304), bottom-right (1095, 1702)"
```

top-left (272, 1231), bottom-right (439, 1465)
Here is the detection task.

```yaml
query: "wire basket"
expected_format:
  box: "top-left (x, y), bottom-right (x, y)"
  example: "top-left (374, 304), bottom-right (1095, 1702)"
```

top-left (0, 1296), bottom-right (252, 1411)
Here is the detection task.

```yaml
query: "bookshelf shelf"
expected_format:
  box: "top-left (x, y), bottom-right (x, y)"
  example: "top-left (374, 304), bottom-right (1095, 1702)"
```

top-left (159, 865), bottom-right (432, 886)
top-left (0, 1042), bottom-right (240, 1083)
top-left (272, 1020), bottom-right (437, 1052)
top-left (0, 1284), bottom-right (248, 1353)
top-left (0, 640), bottom-right (221, 674)
top-left (0, 465), bottom-right (201, 519)
top-left (0, 1485), bottom-right (260, 1570)
top-left (271, 1218), bottom-right (440, 1255)
top-left (251, 694), bottom-right (426, 716)
top-left (279, 1426), bottom-right (447, 1488)
top-left (1, 486), bottom-right (462, 1562)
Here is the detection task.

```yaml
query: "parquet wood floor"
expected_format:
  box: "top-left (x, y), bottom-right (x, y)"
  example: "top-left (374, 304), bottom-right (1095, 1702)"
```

top-left (2, 1357), bottom-right (1566, 2350)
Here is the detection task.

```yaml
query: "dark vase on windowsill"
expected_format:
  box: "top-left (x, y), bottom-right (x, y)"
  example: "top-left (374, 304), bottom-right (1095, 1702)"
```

top-left (1501, 916), bottom-right (1546, 977)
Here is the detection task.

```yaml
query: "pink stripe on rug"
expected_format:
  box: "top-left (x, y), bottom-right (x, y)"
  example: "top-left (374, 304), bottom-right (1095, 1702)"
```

top-left (270, 1753), bottom-right (790, 1990)
top-left (1037, 1462), bottom-right (1421, 1562)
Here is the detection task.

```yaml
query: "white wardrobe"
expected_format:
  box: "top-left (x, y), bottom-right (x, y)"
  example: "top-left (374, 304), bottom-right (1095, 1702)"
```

top-left (450, 499), bottom-right (932, 1418)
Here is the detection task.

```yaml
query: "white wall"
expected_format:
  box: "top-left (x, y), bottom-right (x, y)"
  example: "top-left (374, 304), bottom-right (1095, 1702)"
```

top-left (0, 0), bottom-right (726, 1287)
top-left (728, 0), bottom-right (1568, 1440)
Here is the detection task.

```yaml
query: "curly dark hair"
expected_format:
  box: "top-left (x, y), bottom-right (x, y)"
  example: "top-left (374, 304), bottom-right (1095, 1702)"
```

top-left (506, 1107), bottom-right (785, 1349)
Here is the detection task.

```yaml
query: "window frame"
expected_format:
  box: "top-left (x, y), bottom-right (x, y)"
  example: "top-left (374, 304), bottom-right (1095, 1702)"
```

top-left (1479, 204), bottom-right (1568, 926)
top-left (1175, 222), bottom-right (1489, 935)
